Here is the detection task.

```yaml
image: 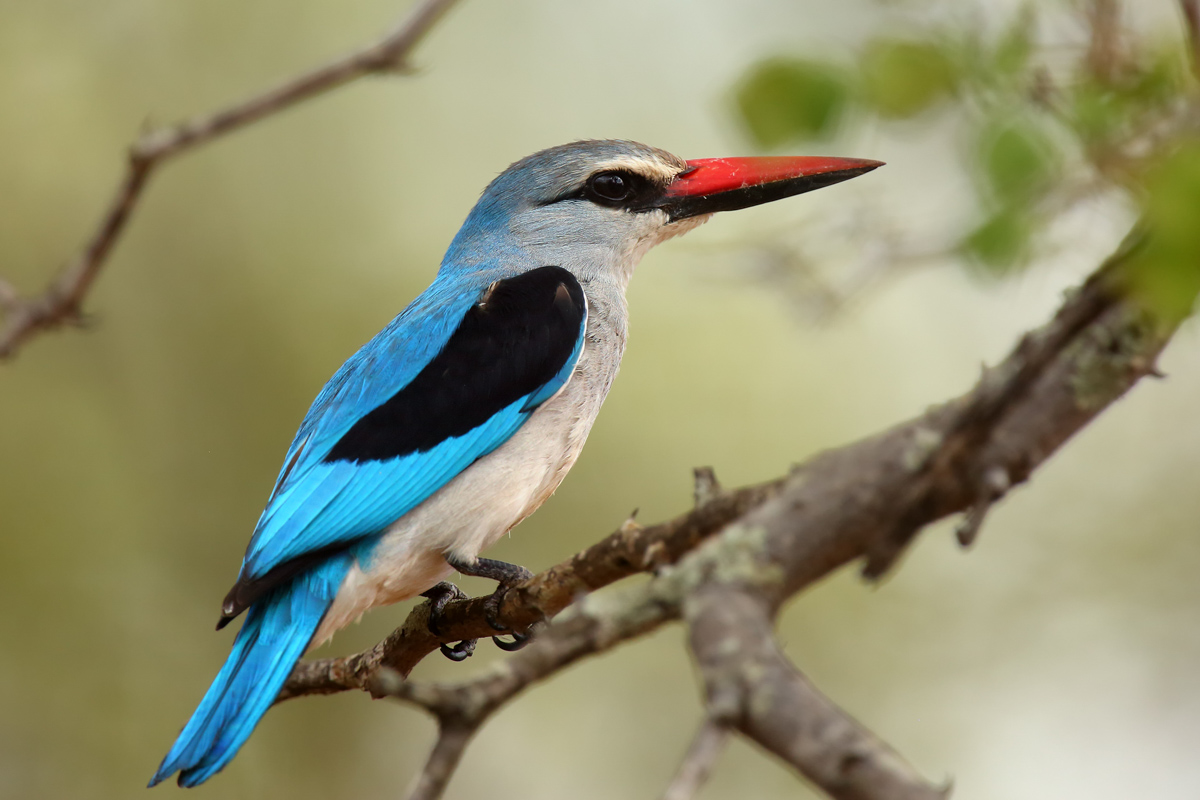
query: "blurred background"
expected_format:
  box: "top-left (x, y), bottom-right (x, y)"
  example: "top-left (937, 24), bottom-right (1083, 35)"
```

top-left (2, 0), bottom-right (1198, 798)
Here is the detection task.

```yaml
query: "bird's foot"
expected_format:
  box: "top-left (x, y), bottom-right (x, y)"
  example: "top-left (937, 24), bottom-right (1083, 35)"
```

top-left (420, 581), bottom-right (477, 662)
top-left (444, 554), bottom-right (537, 651)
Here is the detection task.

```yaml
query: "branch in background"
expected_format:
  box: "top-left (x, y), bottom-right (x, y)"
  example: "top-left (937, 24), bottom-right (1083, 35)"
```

top-left (404, 723), bottom-right (474, 800)
top-left (0, 0), bottom-right (461, 359)
top-left (686, 586), bottom-right (948, 800)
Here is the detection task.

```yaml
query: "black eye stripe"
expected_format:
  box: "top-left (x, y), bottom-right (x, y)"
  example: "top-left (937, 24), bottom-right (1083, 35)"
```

top-left (541, 168), bottom-right (664, 210)
top-left (581, 169), bottom-right (657, 210)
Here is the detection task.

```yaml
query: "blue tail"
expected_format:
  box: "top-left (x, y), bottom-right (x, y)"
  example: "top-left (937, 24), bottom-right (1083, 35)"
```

top-left (150, 554), bottom-right (353, 788)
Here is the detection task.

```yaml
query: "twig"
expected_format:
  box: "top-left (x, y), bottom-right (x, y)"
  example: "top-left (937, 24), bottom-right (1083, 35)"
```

top-left (692, 466), bottom-right (723, 508)
top-left (662, 719), bottom-right (729, 800)
top-left (0, 0), bottom-right (462, 359)
top-left (686, 586), bottom-right (948, 800)
top-left (861, 248), bottom-right (1127, 577)
top-left (405, 723), bottom-right (475, 800)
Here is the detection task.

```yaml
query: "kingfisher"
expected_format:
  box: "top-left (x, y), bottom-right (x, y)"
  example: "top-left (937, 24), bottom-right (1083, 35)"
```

top-left (149, 139), bottom-right (881, 787)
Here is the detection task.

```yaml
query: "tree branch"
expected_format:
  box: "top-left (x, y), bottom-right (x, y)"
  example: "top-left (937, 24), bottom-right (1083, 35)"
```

top-left (0, 0), bottom-right (461, 359)
top-left (686, 586), bottom-right (947, 800)
top-left (405, 722), bottom-right (475, 800)
top-left (661, 718), bottom-right (729, 800)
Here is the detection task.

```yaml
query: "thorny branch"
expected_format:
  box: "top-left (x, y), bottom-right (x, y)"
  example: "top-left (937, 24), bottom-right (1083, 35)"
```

top-left (281, 233), bottom-right (1186, 800)
top-left (0, 0), bottom-right (461, 359)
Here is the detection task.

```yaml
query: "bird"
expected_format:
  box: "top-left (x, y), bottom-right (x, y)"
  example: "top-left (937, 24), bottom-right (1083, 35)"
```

top-left (149, 139), bottom-right (881, 787)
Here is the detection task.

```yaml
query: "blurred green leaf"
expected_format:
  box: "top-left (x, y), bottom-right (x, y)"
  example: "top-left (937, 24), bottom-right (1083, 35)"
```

top-left (1069, 48), bottom-right (1188, 149)
top-left (735, 58), bottom-right (849, 146)
top-left (859, 38), bottom-right (957, 119)
top-left (978, 117), bottom-right (1058, 203)
top-left (1130, 142), bottom-right (1200, 322)
top-left (1123, 47), bottom-right (1189, 108)
top-left (992, 6), bottom-right (1034, 77)
top-left (962, 205), bottom-right (1032, 273)
top-left (1070, 81), bottom-right (1125, 148)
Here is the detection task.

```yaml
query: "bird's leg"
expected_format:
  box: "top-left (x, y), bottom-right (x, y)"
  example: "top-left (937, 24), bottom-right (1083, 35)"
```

top-left (444, 554), bottom-right (536, 651)
top-left (420, 582), bottom-right (476, 662)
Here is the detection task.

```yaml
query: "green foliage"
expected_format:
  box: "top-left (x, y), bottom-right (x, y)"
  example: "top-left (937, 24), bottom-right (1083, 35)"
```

top-left (963, 205), bottom-right (1032, 272)
top-left (730, 4), bottom-right (1200, 305)
top-left (1129, 142), bottom-right (1200, 321)
top-left (961, 118), bottom-right (1057, 273)
top-left (1068, 47), bottom-right (1190, 150)
top-left (978, 118), bottom-right (1059, 204)
top-left (1069, 81), bottom-right (1126, 149)
top-left (991, 7), bottom-right (1035, 78)
top-left (735, 58), bottom-right (849, 146)
top-left (858, 38), bottom-right (957, 119)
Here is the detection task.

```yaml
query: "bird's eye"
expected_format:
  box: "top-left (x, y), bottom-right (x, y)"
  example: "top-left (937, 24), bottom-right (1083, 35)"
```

top-left (587, 171), bottom-right (636, 203)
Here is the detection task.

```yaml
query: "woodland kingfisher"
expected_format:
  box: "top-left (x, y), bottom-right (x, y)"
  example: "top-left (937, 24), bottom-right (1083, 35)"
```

top-left (150, 139), bottom-right (881, 787)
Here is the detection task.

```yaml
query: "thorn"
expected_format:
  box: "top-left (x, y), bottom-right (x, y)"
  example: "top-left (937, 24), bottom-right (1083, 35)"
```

top-left (619, 509), bottom-right (641, 536)
top-left (693, 467), bottom-right (722, 508)
top-left (642, 540), bottom-right (669, 571)
top-left (954, 504), bottom-right (989, 549)
top-left (955, 467), bottom-right (1010, 548)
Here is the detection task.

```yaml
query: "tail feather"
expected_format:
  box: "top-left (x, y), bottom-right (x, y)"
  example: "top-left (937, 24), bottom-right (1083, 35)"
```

top-left (150, 554), bottom-right (353, 788)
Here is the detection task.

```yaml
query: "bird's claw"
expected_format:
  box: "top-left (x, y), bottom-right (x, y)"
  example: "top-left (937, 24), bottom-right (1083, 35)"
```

top-left (440, 638), bottom-right (477, 661)
top-left (443, 555), bottom-right (538, 652)
top-left (483, 585), bottom-right (513, 632)
top-left (492, 630), bottom-right (532, 651)
top-left (479, 585), bottom-right (531, 650)
top-left (421, 581), bottom-right (477, 662)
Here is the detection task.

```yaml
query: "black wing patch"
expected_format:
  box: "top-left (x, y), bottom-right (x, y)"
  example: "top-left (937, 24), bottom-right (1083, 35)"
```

top-left (323, 265), bottom-right (587, 464)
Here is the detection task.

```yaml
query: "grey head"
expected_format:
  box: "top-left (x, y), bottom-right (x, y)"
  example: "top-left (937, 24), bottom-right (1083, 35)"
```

top-left (441, 139), bottom-right (696, 288)
top-left (440, 139), bottom-right (883, 289)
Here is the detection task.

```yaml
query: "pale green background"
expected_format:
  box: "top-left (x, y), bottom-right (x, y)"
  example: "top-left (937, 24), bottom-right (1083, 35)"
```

top-left (1, 1), bottom-right (1198, 798)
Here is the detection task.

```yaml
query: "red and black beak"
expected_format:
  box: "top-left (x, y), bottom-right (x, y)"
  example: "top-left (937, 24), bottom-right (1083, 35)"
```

top-left (657, 156), bottom-right (883, 221)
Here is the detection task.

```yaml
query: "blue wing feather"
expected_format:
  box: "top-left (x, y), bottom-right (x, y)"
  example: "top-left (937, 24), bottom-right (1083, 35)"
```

top-left (240, 271), bottom-right (586, 582)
